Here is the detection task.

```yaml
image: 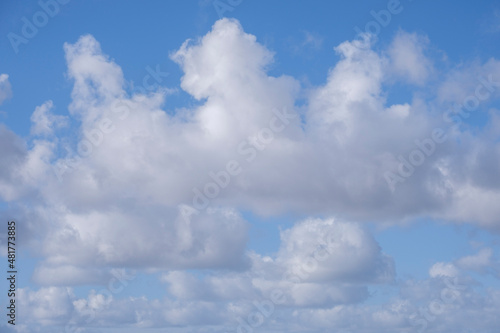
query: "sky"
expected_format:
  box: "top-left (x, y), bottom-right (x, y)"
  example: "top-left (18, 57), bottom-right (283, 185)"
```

top-left (0, 0), bottom-right (500, 332)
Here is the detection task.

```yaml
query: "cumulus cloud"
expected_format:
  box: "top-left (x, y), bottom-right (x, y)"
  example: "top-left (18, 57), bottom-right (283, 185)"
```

top-left (14, 258), bottom-right (500, 333)
top-left (161, 218), bottom-right (394, 310)
top-left (276, 218), bottom-right (395, 284)
top-left (1, 17), bottom-right (500, 332)
top-left (3, 18), bottom-right (500, 233)
top-left (29, 205), bottom-right (249, 286)
top-left (13, 218), bottom-right (398, 331)
top-left (17, 287), bottom-right (74, 327)
top-left (0, 17), bottom-right (499, 284)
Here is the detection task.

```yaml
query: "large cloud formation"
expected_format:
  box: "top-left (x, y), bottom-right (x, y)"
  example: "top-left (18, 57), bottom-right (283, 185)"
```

top-left (0, 18), bottom-right (500, 332)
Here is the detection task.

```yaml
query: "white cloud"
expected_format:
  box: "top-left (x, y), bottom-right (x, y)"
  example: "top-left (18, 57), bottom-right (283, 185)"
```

top-left (456, 248), bottom-right (498, 275)
top-left (64, 34), bottom-right (125, 118)
top-left (0, 124), bottom-right (27, 201)
top-left (429, 262), bottom-right (459, 278)
top-left (428, 248), bottom-right (499, 280)
top-left (31, 206), bottom-right (249, 285)
top-left (0, 19), bottom-right (499, 287)
top-left (17, 287), bottom-right (74, 327)
top-left (171, 18), bottom-right (299, 142)
top-left (14, 268), bottom-right (500, 332)
top-left (437, 59), bottom-right (500, 106)
top-left (161, 218), bottom-right (394, 309)
top-left (0, 74), bottom-right (12, 105)
top-left (387, 31), bottom-right (433, 85)
top-left (1, 19), bottom-right (500, 332)
top-left (30, 100), bottom-right (68, 136)
top-left (2, 19), bottom-right (499, 230)
top-left (15, 217), bottom-right (394, 330)
top-left (276, 218), bottom-right (395, 284)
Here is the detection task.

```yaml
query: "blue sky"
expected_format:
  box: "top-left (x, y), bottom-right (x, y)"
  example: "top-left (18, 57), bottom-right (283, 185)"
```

top-left (1, 0), bottom-right (500, 332)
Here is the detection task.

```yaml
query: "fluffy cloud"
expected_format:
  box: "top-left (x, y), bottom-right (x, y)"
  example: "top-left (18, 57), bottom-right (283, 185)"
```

top-left (13, 218), bottom-right (397, 331)
top-left (0, 16), bottom-right (499, 284)
top-left (162, 218), bottom-right (394, 310)
top-left (275, 218), bottom-right (394, 284)
top-left (1, 17), bottom-right (500, 332)
top-left (16, 287), bottom-right (74, 327)
top-left (30, 101), bottom-right (68, 136)
top-left (387, 30), bottom-right (433, 85)
top-left (2, 18), bottom-right (500, 234)
top-left (29, 205), bottom-right (249, 286)
top-left (13, 256), bottom-right (500, 333)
